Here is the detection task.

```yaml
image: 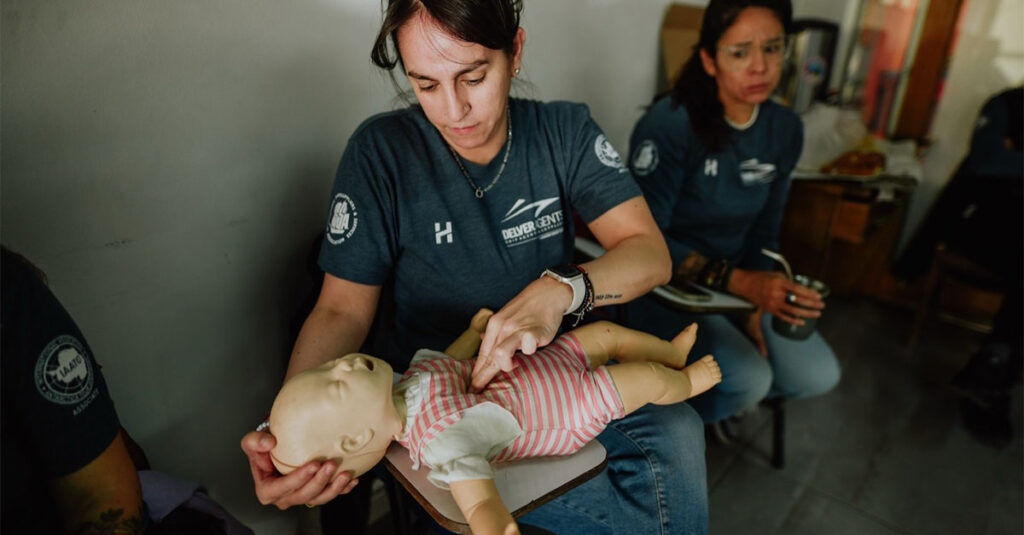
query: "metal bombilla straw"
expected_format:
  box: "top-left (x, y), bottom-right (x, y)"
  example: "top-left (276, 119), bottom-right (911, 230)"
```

top-left (760, 248), bottom-right (794, 281)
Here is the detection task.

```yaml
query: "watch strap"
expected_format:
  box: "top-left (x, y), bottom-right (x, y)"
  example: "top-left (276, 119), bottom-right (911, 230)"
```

top-left (541, 265), bottom-right (586, 315)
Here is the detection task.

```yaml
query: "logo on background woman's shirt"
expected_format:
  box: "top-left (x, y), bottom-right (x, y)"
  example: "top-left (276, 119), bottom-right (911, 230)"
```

top-left (327, 193), bottom-right (359, 245)
top-left (594, 135), bottom-right (627, 173)
top-left (35, 335), bottom-right (95, 406)
top-left (631, 140), bottom-right (659, 176)
top-left (739, 158), bottom-right (777, 185)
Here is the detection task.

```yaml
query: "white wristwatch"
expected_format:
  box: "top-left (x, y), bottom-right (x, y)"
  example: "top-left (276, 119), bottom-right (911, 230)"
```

top-left (541, 264), bottom-right (586, 315)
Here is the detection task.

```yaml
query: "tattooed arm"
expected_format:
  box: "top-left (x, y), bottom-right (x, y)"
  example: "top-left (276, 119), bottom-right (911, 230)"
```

top-left (470, 196), bottom-right (670, 392)
top-left (52, 430), bottom-right (144, 535)
top-left (584, 195), bottom-right (672, 306)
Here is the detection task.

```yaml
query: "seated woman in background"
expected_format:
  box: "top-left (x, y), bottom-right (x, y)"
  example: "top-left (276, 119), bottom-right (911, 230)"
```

top-left (624, 0), bottom-right (840, 425)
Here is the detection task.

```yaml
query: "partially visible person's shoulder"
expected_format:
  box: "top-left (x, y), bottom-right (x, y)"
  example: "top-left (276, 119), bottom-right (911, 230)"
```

top-left (1, 249), bottom-right (47, 313)
top-left (349, 106), bottom-right (432, 146)
top-left (993, 85), bottom-right (1023, 104)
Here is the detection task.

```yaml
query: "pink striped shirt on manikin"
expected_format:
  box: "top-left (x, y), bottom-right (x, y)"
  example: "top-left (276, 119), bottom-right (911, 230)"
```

top-left (396, 333), bottom-right (625, 469)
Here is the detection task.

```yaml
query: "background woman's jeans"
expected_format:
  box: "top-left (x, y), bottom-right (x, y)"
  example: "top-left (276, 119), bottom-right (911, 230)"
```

top-left (519, 402), bottom-right (708, 535)
top-left (626, 295), bottom-right (841, 423)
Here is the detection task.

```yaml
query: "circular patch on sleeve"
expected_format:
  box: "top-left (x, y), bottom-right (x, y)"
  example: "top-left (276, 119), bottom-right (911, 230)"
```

top-left (594, 135), bottom-right (625, 171)
top-left (326, 193), bottom-right (359, 245)
top-left (631, 140), bottom-right (660, 176)
top-left (35, 335), bottom-right (95, 405)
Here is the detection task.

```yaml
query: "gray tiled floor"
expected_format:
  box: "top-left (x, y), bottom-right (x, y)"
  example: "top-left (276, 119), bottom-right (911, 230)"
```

top-left (365, 296), bottom-right (1023, 534)
top-left (706, 296), bottom-right (1023, 535)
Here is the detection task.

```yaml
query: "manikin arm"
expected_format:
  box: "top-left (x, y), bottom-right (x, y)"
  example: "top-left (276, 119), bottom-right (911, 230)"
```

top-left (571, 320), bottom-right (720, 414)
top-left (449, 478), bottom-right (519, 535)
top-left (445, 309), bottom-right (495, 360)
top-left (444, 310), bottom-right (519, 534)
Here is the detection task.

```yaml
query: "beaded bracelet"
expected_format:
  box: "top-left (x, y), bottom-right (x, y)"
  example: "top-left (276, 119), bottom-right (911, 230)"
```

top-left (698, 259), bottom-right (734, 292)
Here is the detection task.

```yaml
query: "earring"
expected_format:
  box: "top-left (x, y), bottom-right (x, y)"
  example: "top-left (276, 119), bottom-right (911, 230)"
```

top-left (514, 67), bottom-right (521, 76)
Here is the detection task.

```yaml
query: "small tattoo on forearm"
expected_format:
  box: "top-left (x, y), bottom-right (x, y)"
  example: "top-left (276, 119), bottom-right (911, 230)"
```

top-left (71, 508), bottom-right (142, 535)
top-left (595, 293), bottom-right (622, 301)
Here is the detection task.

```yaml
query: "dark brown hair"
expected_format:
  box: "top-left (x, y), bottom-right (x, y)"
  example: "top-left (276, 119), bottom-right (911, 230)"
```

top-left (371, 0), bottom-right (523, 71)
top-left (669, 0), bottom-right (792, 152)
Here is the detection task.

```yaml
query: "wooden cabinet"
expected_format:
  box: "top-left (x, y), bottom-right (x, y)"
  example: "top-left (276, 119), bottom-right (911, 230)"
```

top-left (778, 179), bottom-right (913, 302)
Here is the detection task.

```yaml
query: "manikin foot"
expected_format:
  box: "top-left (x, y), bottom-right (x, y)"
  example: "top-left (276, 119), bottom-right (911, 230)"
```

top-left (682, 355), bottom-right (721, 397)
top-left (668, 323), bottom-right (699, 369)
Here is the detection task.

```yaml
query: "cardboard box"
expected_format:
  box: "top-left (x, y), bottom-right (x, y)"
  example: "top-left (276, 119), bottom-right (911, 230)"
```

top-left (661, 4), bottom-right (705, 87)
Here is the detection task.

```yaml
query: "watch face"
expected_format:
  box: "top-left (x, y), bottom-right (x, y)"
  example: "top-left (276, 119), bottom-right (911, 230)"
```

top-left (548, 264), bottom-right (582, 279)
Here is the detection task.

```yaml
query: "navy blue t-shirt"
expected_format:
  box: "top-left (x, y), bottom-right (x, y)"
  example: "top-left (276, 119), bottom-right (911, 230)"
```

top-left (628, 96), bottom-right (803, 271)
top-left (1, 250), bottom-right (122, 533)
top-left (319, 98), bottom-right (639, 368)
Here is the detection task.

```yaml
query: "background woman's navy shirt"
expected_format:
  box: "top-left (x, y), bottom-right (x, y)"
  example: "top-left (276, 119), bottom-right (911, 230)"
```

top-left (628, 96), bottom-right (803, 271)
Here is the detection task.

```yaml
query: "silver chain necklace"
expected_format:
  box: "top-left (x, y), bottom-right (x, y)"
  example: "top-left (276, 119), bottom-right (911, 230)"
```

top-left (448, 114), bottom-right (512, 199)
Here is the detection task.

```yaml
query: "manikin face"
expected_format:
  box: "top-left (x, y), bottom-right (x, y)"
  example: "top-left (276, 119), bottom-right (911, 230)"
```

top-left (396, 10), bottom-right (524, 164)
top-left (269, 353), bottom-right (402, 478)
top-left (700, 7), bottom-right (785, 113)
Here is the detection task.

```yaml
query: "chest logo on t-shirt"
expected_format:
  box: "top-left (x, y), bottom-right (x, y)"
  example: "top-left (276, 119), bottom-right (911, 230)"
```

top-left (631, 140), bottom-right (659, 176)
top-left (35, 335), bottom-right (95, 406)
top-left (326, 193), bottom-right (359, 245)
top-left (704, 158), bottom-right (718, 177)
top-left (739, 158), bottom-right (777, 185)
top-left (500, 197), bottom-right (563, 247)
top-left (594, 135), bottom-right (627, 173)
top-left (435, 221), bottom-right (453, 244)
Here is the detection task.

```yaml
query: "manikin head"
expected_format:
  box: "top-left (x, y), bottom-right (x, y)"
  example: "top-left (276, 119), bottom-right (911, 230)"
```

top-left (269, 353), bottom-right (403, 478)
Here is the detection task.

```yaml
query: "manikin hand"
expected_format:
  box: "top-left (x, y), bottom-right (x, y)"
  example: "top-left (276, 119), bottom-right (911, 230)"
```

top-left (470, 276), bottom-right (571, 392)
top-left (240, 430), bottom-right (355, 509)
top-left (728, 268), bottom-right (823, 325)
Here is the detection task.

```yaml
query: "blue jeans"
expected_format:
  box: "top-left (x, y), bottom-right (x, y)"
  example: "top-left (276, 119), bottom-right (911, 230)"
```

top-left (626, 295), bottom-right (841, 423)
top-left (518, 402), bottom-right (708, 534)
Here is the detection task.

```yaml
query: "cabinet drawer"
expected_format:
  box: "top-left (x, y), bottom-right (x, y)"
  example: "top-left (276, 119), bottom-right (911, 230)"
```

top-left (830, 200), bottom-right (871, 243)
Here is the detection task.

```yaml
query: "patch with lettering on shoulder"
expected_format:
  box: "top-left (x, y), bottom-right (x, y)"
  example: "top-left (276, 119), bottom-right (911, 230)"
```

top-left (631, 140), bottom-right (659, 176)
top-left (35, 335), bottom-right (94, 405)
top-left (594, 135), bottom-right (627, 172)
top-left (326, 193), bottom-right (359, 245)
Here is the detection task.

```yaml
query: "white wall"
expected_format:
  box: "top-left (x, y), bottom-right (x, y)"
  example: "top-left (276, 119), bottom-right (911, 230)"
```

top-left (904, 0), bottom-right (1024, 242)
top-left (3, 2), bottom-right (394, 532)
